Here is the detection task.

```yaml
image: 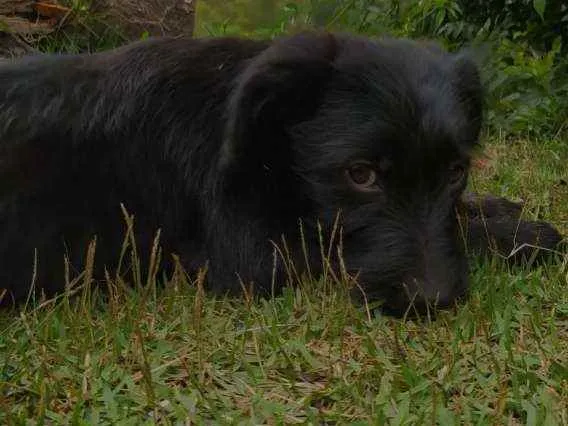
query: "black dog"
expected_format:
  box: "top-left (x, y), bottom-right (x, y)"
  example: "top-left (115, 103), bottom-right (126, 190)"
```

top-left (0, 32), bottom-right (563, 314)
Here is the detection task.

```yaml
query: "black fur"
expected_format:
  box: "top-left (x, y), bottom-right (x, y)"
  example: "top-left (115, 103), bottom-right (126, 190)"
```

top-left (0, 33), bottom-right (563, 314)
top-left (458, 193), bottom-right (564, 265)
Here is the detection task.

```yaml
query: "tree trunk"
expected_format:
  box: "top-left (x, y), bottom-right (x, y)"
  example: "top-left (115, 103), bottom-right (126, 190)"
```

top-left (0, 0), bottom-right (36, 15)
top-left (90, 0), bottom-right (196, 39)
top-left (0, 0), bottom-right (196, 57)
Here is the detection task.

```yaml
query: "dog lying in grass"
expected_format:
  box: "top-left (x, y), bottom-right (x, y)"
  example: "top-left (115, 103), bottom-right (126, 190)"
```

top-left (0, 32), bottom-right (563, 314)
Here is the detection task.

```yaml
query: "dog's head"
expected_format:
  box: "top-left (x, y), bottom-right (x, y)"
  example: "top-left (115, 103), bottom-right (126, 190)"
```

top-left (220, 32), bottom-right (483, 315)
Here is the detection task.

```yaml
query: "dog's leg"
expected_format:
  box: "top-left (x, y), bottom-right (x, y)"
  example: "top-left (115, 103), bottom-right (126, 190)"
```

top-left (458, 192), bottom-right (564, 265)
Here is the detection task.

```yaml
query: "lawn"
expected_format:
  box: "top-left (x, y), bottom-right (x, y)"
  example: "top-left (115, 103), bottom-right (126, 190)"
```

top-left (1, 134), bottom-right (566, 424)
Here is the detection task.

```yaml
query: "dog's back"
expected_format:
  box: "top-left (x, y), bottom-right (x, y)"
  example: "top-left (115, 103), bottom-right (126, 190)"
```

top-left (0, 36), bottom-right (270, 303)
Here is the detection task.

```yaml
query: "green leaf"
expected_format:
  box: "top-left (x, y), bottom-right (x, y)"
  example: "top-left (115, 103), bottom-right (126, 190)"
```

top-left (533, 0), bottom-right (546, 20)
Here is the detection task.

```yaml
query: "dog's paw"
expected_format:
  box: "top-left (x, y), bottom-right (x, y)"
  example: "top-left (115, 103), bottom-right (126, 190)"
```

top-left (460, 192), bottom-right (524, 220)
top-left (464, 215), bottom-right (565, 266)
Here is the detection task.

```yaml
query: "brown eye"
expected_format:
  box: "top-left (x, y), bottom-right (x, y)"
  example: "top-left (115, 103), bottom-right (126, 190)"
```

top-left (346, 163), bottom-right (379, 192)
top-left (449, 163), bottom-right (466, 185)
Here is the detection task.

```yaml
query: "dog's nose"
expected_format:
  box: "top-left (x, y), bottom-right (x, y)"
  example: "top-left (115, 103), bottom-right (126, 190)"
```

top-left (402, 275), bottom-right (466, 308)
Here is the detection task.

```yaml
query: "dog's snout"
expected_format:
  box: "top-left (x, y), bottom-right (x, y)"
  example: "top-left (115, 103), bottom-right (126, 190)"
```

top-left (402, 272), bottom-right (467, 309)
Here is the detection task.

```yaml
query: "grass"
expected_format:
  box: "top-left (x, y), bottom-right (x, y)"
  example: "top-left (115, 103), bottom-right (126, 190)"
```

top-left (470, 135), bottom-right (568, 234)
top-left (0, 134), bottom-right (566, 424)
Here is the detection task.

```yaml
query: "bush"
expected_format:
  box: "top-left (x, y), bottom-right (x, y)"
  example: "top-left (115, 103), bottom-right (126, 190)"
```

top-left (459, 0), bottom-right (568, 55)
top-left (481, 38), bottom-right (568, 139)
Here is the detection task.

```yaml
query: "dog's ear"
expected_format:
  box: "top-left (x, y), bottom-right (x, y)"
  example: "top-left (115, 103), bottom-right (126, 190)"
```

top-left (219, 32), bottom-right (338, 173)
top-left (451, 54), bottom-right (484, 143)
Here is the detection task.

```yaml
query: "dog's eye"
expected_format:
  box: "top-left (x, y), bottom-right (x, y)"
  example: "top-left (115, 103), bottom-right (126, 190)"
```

top-left (346, 163), bottom-right (379, 192)
top-left (448, 163), bottom-right (466, 185)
